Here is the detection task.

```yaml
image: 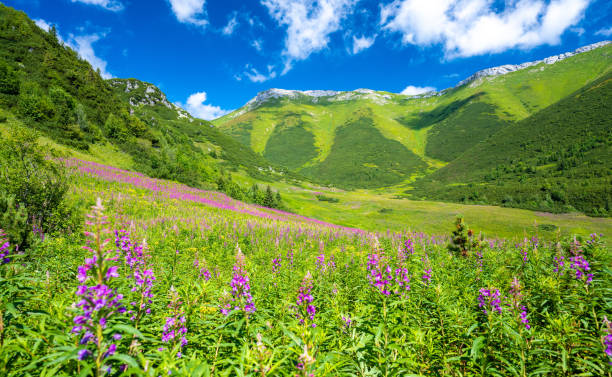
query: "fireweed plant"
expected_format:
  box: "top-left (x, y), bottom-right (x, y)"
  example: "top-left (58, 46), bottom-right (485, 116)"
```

top-left (0, 161), bottom-right (610, 376)
top-left (72, 199), bottom-right (126, 375)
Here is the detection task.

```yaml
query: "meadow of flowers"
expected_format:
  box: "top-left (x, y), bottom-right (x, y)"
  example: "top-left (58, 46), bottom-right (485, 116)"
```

top-left (0, 161), bottom-right (610, 376)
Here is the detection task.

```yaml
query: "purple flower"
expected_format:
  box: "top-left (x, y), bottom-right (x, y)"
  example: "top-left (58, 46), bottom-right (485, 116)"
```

top-left (478, 288), bottom-right (502, 315)
top-left (569, 254), bottom-right (593, 285)
top-left (220, 245), bottom-right (256, 315)
top-left (553, 255), bottom-right (565, 275)
top-left (161, 287), bottom-right (188, 355)
top-left (272, 255), bottom-right (281, 275)
top-left (519, 306), bottom-right (530, 330)
top-left (603, 316), bottom-right (612, 364)
top-left (115, 232), bottom-right (156, 325)
top-left (421, 255), bottom-right (432, 285)
top-left (315, 252), bottom-right (335, 273)
top-left (72, 199), bottom-right (125, 366)
top-left (294, 272), bottom-right (316, 326)
top-left (342, 315), bottom-right (352, 331)
top-left (78, 349), bottom-right (91, 360)
top-left (0, 230), bottom-right (11, 265)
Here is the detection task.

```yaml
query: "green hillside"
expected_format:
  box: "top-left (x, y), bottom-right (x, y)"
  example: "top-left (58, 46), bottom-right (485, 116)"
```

top-left (213, 43), bottom-right (612, 190)
top-left (410, 72), bottom-right (612, 216)
top-left (0, 4), bottom-right (297, 203)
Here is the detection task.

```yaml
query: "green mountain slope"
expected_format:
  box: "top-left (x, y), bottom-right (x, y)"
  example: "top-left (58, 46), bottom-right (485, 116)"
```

top-left (0, 4), bottom-right (297, 192)
top-left (410, 72), bottom-right (612, 216)
top-left (214, 43), bottom-right (612, 189)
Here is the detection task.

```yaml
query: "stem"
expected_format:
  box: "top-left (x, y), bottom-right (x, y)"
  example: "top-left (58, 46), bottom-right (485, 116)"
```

top-left (383, 298), bottom-right (389, 377)
top-left (0, 308), bottom-right (4, 347)
top-left (94, 323), bottom-right (103, 377)
top-left (210, 334), bottom-right (223, 376)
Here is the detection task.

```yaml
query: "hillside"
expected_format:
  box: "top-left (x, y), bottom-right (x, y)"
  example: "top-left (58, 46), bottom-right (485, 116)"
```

top-left (214, 42), bottom-right (612, 189)
top-left (0, 4), bottom-right (297, 199)
top-left (410, 72), bottom-right (612, 216)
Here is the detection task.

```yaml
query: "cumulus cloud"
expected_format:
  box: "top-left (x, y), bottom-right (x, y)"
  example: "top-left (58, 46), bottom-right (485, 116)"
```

top-left (595, 26), bottom-right (612, 37)
top-left (262, 0), bottom-right (357, 73)
top-left (222, 13), bottom-right (238, 35)
top-left (168, 0), bottom-right (208, 27)
top-left (242, 65), bottom-right (277, 83)
top-left (351, 34), bottom-right (376, 54)
top-left (178, 92), bottom-right (230, 120)
top-left (69, 33), bottom-right (113, 79)
top-left (71, 0), bottom-right (124, 12)
top-left (33, 19), bottom-right (111, 79)
top-left (400, 85), bottom-right (436, 95)
top-left (380, 0), bottom-right (591, 58)
top-left (34, 19), bottom-right (52, 32)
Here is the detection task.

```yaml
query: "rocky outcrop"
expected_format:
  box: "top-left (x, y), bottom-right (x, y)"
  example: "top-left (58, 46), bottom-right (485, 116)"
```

top-left (456, 41), bottom-right (610, 87)
top-left (108, 78), bottom-right (192, 120)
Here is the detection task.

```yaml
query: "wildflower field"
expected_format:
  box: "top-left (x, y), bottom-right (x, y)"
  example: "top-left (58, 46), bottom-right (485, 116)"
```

top-left (0, 160), bottom-right (611, 377)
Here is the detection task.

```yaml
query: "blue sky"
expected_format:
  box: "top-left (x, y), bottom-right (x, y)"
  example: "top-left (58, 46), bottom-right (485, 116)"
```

top-left (4, 0), bottom-right (612, 119)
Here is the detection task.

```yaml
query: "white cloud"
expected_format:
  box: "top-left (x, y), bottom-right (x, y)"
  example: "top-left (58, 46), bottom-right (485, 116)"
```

top-left (352, 34), bottom-right (376, 54)
top-left (262, 0), bottom-right (357, 73)
top-left (168, 0), bottom-right (208, 27)
top-left (400, 85), bottom-right (436, 95)
top-left (251, 39), bottom-right (263, 52)
top-left (222, 13), bottom-right (238, 35)
top-left (243, 65), bottom-right (277, 83)
top-left (595, 26), bottom-right (612, 37)
top-left (68, 33), bottom-right (113, 79)
top-left (34, 19), bottom-right (52, 32)
top-left (380, 0), bottom-right (591, 58)
top-left (71, 0), bottom-right (124, 12)
top-left (178, 92), bottom-right (231, 120)
top-left (33, 19), bottom-right (111, 78)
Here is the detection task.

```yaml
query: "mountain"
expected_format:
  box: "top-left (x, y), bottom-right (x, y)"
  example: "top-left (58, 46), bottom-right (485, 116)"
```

top-left (410, 71), bottom-right (612, 216)
top-left (213, 41), bottom-right (612, 190)
top-left (0, 4), bottom-right (297, 195)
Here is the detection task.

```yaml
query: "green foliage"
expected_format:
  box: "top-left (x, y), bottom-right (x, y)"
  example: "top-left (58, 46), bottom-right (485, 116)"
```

top-left (0, 174), bottom-right (610, 375)
top-left (412, 73), bottom-right (612, 216)
top-left (263, 122), bottom-right (318, 170)
top-left (316, 194), bottom-right (339, 203)
top-left (396, 93), bottom-right (482, 130)
top-left (0, 192), bottom-right (33, 248)
top-left (0, 128), bottom-right (70, 247)
top-left (48, 85), bottom-right (75, 126)
top-left (0, 60), bottom-right (19, 95)
top-left (303, 116), bottom-right (427, 188)
top-left (448, 216), bottom-right (478, 257)
top-left (425, 100), bottom-right (509, 162)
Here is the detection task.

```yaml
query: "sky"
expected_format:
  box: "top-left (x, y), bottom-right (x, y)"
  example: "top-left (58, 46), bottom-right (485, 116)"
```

top-left (4, 0), bottom-right (612, 119)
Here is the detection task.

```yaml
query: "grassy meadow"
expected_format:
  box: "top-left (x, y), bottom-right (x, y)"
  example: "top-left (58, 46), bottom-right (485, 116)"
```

top-left (1, 158), bottom-right (611, 376)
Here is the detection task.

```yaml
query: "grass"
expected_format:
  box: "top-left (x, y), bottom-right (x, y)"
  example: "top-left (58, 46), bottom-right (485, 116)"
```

top-left (214, 44), bottom-right (612, 191)
top-left (412, 72), bottom-right (612, 216)
top-left (301, 115), bottom-right (427, 188)
top-left (280, 185), bottom-right (612, 241)
top-left (2, 164), bottom-right (611, 375)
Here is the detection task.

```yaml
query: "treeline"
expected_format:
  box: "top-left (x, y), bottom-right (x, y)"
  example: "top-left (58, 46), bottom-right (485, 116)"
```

top-left (217, 174), bottom-right (284, 210)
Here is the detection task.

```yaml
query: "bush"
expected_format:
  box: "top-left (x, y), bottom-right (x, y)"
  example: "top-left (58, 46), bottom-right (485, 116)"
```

top-left (316, 194), bottom-right (339, 203)
top-left (0, 128), bottom-right (71, 248)
top-left (0, 192), bottom-right (34, 249)
top-left (0, 60), bottom-right (19, 95)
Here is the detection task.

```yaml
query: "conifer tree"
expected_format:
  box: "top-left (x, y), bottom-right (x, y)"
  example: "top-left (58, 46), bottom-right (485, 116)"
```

top-left (448, 216), bottom-right (477, 257)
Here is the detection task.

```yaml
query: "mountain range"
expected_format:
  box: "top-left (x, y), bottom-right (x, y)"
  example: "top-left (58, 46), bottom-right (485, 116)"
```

top-left (213, 41), bottom-right (611, 215)
top-left (0, 3), bottom-right (610, 217)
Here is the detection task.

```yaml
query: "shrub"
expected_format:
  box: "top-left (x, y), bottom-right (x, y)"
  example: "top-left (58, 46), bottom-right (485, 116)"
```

top-left (0, 128), bottom-right (70, 248)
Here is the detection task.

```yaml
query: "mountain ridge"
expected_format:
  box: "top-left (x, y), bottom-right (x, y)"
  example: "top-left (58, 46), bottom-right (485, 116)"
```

top-left (223, 40), bottom-right (611, 118)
